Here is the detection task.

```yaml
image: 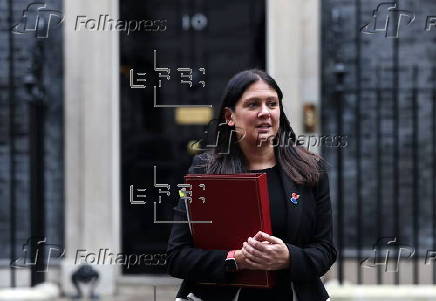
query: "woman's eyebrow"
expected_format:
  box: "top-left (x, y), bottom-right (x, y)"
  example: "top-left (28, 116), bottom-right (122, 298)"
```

top-left (242, 95), bottom-right (278, 103)
top-left (243, 97), bottom-right (260, 103)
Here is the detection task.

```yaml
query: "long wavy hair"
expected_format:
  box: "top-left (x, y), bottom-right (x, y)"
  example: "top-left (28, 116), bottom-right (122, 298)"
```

top-left (198, 69), bottom-right (322, 186)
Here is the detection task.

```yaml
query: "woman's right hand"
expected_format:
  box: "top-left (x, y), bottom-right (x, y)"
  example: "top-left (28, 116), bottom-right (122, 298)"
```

top-left (235, 250), bottom-right (251, 270)
top-left (235, 242), bottom-right (270, 271)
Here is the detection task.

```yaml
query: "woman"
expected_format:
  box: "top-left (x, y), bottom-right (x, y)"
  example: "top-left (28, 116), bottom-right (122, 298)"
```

top-left (167, 69), bottom-right (337, 301)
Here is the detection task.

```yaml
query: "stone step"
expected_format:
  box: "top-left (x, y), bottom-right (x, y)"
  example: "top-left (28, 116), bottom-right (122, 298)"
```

top-left (0, 283), bottom-right (59, 300)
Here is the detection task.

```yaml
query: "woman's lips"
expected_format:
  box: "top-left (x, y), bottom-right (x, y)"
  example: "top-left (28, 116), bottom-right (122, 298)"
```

top-left (256, 126), bottom-right (271, 133)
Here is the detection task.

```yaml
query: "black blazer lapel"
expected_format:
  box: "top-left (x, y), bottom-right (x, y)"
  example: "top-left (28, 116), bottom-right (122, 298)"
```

top-left (278, 167), bottom-right (303, 243)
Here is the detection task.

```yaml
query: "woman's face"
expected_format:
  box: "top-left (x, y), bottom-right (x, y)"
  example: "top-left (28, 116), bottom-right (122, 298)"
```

top-left (225, 80), bottom-right (281, 147)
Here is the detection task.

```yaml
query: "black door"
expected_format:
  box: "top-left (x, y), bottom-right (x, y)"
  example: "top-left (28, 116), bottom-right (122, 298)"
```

top-left (120, 0), bottom-right (265, 274)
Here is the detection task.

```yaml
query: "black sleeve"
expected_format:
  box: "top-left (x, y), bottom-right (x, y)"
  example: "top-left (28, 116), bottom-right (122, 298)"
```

top-left (166, 154), bottom-right (234, 283)
top-left (285, 171), bottom-right (337, 282)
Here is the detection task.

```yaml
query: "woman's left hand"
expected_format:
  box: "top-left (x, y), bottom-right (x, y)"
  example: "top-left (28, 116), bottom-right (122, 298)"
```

top-left (241, 231), bottom-right (290, 271)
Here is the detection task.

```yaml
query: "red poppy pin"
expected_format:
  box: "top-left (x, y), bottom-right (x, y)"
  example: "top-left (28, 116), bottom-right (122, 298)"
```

top-left (290, 192), bottom-right (300, 205)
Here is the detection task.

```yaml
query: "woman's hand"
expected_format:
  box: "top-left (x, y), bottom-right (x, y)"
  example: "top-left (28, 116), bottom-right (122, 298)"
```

top-left (240, 231), bottom-right (290, 271)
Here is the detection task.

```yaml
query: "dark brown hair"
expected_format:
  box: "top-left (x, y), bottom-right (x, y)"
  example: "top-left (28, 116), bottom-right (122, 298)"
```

top-left (198, 69), bottom-right (322, 186)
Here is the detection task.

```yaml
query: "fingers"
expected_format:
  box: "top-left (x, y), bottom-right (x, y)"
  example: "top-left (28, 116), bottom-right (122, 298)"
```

top-left (247, 237), bottom-right (269, 252)
top-left (238, 247), bottom-right (266, 270)
top-left (240, 232), bottom-right (286, 270)
top-left (242, 241), bottom-right (268, 264)
top-left (253, 231), bottom-right (283, 244)
top-left (243, 234), bottom-right (279, 262)
top-left (243, 257), bottom-right (263, 270)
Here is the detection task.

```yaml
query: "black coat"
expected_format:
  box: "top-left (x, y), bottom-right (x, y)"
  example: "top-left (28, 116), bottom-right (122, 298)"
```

top-left (166, 153), bottom-right (337, 301)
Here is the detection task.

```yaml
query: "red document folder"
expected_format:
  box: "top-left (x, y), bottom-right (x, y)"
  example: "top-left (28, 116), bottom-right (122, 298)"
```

top-left (184, 173), bottom-right (276, 288)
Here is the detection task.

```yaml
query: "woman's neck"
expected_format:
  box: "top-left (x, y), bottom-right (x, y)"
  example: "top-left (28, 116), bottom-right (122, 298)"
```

top-left (239, 142), bottom-right (276, 170)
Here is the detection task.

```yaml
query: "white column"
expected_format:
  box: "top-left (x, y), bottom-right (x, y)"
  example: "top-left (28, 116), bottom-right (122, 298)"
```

top-left (62, 0), bottom-right (120, 296)
top-left (267, 0), bottom-right (321, 151)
